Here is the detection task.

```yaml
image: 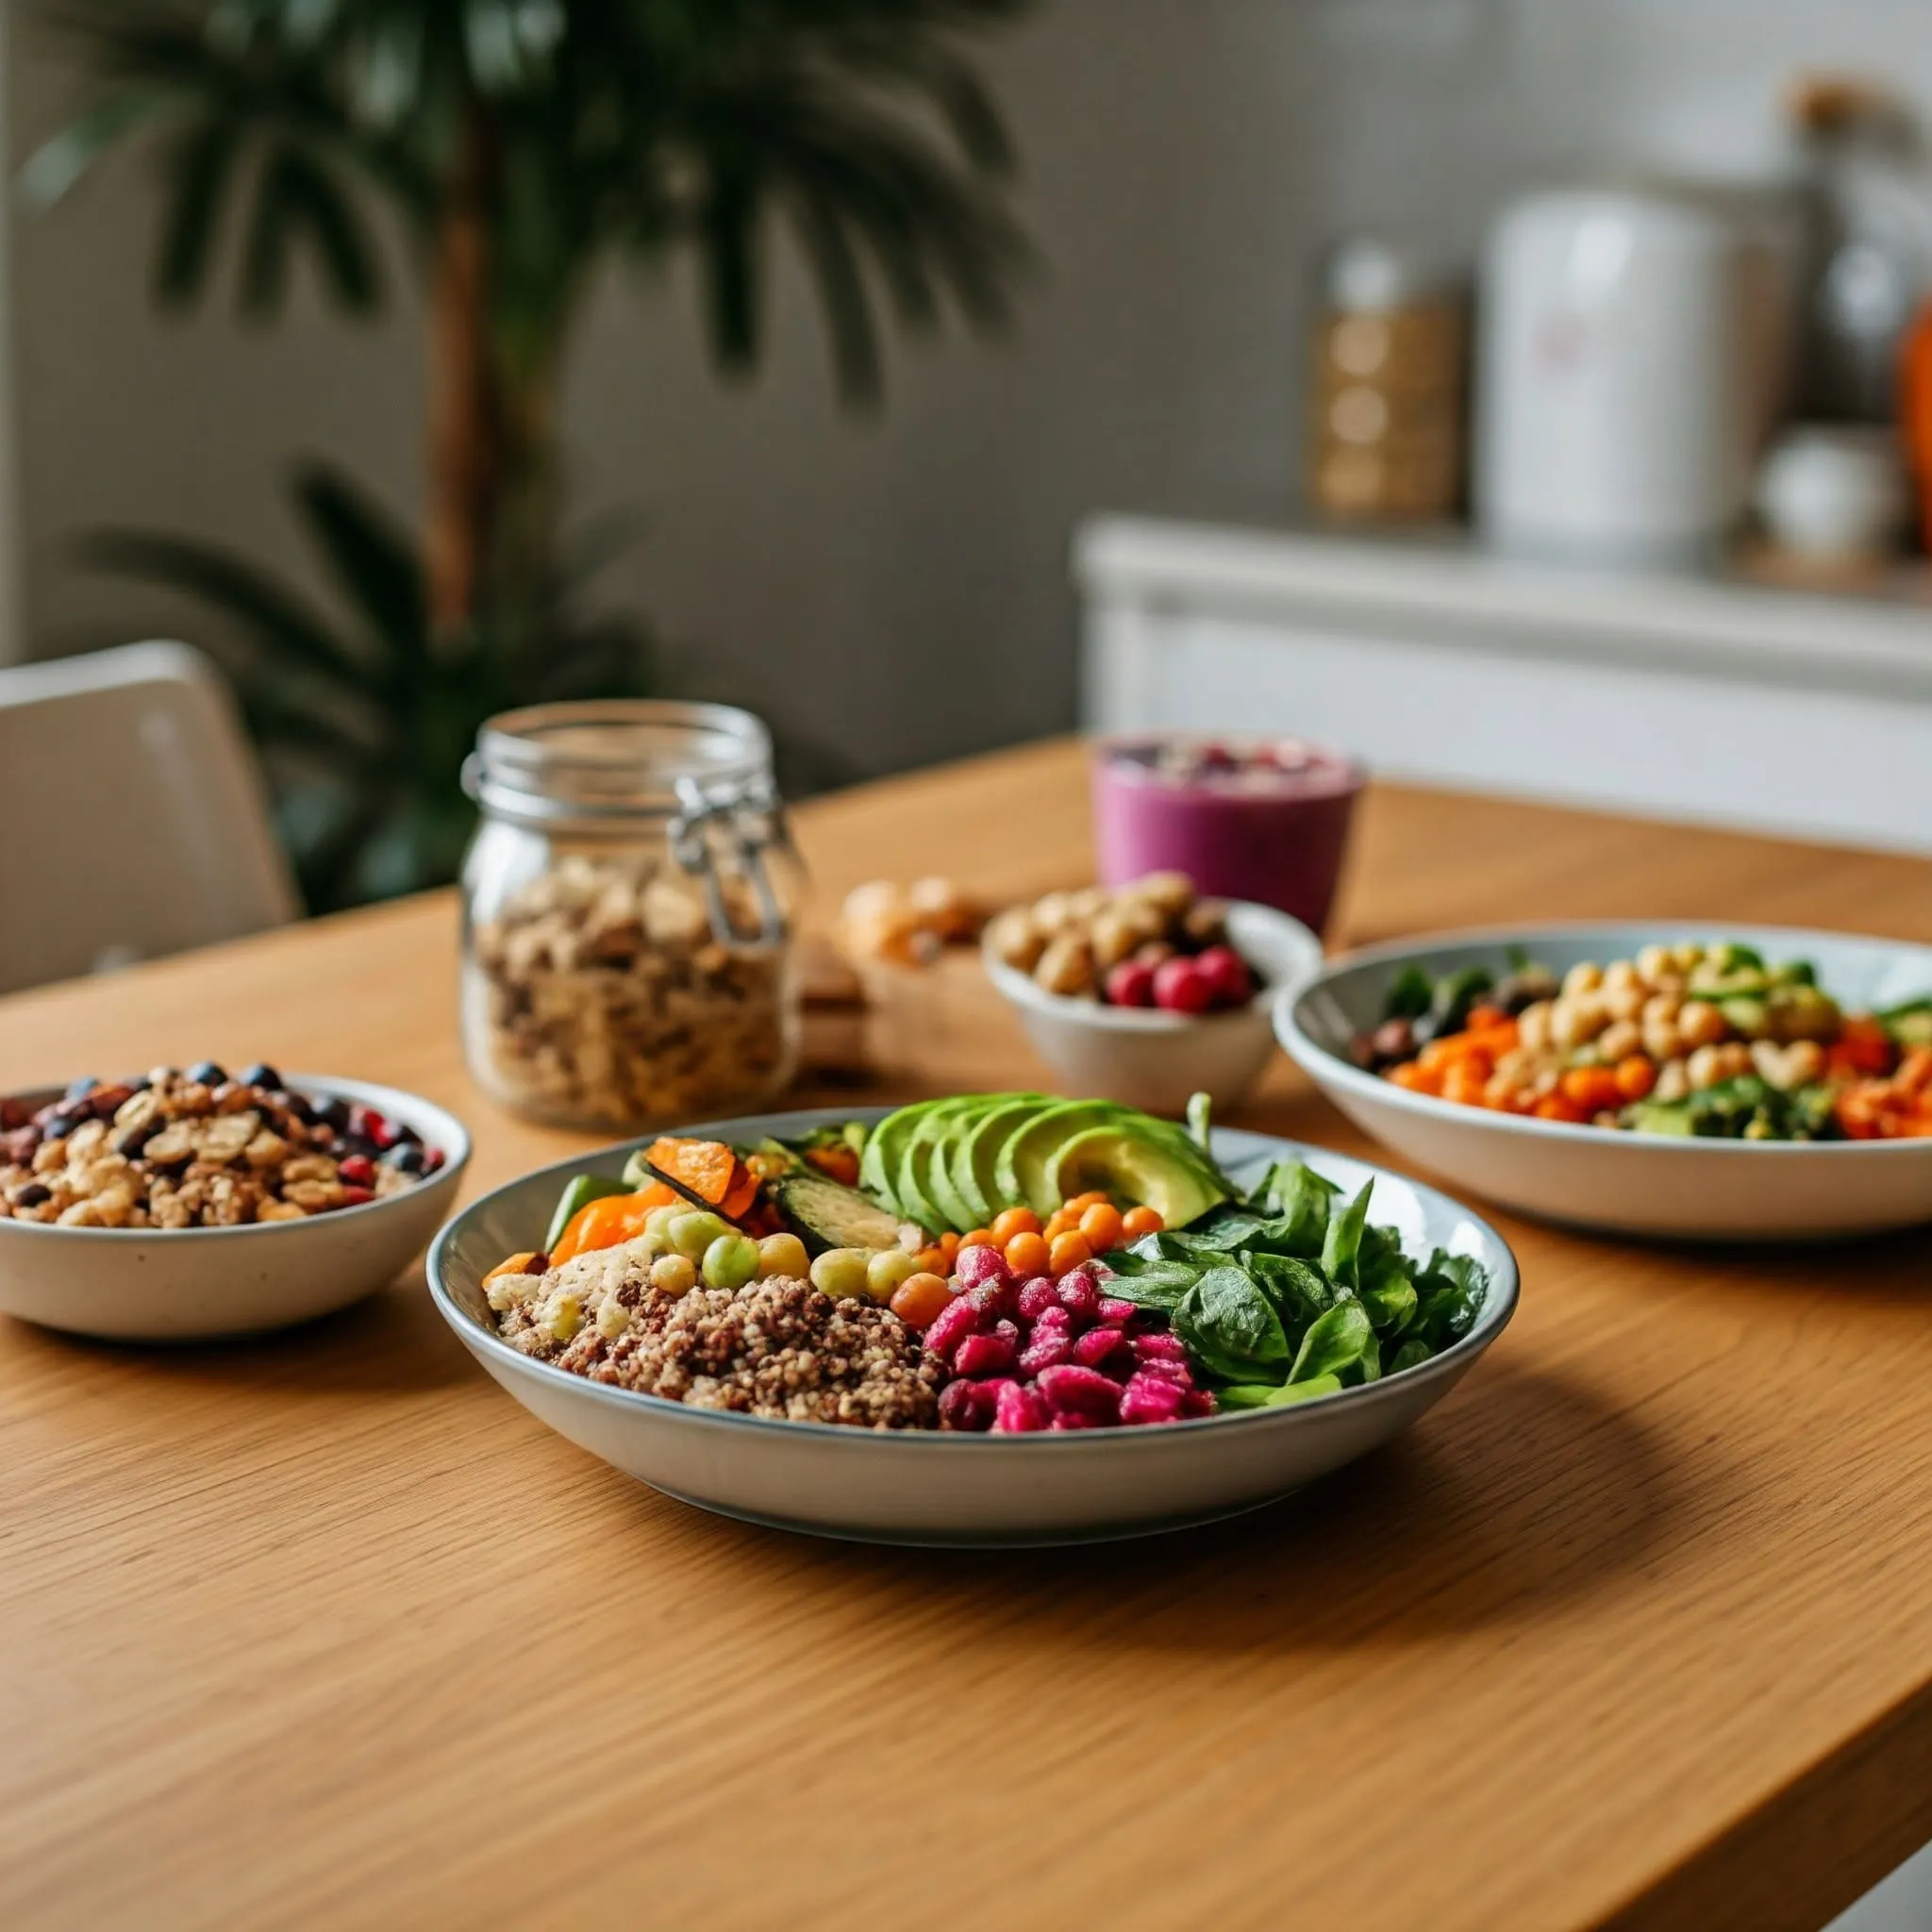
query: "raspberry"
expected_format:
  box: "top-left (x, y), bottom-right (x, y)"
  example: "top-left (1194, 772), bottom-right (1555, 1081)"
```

top-left (1071, 1326), bottom-right (1132, 1374)
top-left (1034, 1363), bottom-right (1122, 1424)
top-left (1120, 1374), bottom-right (1188, 1424)
top-left (992, 1382), bottom-right (1051, 1433)
top-left (1097, 1297), bottom-right (1138, 1324)
top-left (1056, 1271), bottom-right (1100, 1322)
top-left (954, 1330), bottom-right (1019, 1378)
top-left (954, 1243), bottom-right (1010, 1294)
top-left (1015, 1275), bottom-right (1059, 1321)
top-left (1017, 1326), bottom-right (1073, 1376)
top-left (1132, 1331), bottom-right (1190, 1362)
top-left (938, 1378), bottom-right (991, 1431)
top-left (924, 1293), bottom-right (983, 1363)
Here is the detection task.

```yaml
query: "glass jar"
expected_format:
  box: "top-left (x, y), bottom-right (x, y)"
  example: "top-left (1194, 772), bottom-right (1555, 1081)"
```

top-left (459, 700), bottom-right (802, 1132)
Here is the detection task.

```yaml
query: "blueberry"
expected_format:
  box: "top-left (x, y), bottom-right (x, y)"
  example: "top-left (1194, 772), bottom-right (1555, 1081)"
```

top-left (186, 1061), bottom-right (226, 1087)
top-left (11, 1182), bottom-right (50, 1208)
top-left (238, 1063), bottom-right (283, 1092)
top-left (125, 1074), bottom-right (152, 1095)
top-left (63, 1076), bottom-right (98, 1102)
top-left (381, 1143), bottom-right (427, 1176)
top-left (317, 1096), bottom-right (353, 1132)
top-left (282, 1091), bottom-right (319, 1125)
top-left (392, 1120), bottom-right (423, 1146)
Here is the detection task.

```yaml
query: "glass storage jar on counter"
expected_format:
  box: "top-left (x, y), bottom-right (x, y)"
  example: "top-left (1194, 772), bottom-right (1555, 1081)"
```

top-left (459, 701), bottom-right (803, 1132)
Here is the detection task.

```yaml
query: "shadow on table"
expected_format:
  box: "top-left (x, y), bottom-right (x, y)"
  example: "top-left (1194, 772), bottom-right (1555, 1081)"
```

top-left (5, 1268), bottom-right (475, 1395)
top-left (651, 1359), bottom-right (1709, 1644)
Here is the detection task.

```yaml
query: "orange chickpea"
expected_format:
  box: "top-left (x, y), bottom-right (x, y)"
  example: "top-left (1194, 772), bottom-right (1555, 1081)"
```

top-left (911, 1245), bottom-right (947, 1275)
top-left (1067, 1191), bottom-right (1110, 1212)
top-left (1614, 1055), bottom-right (1657, 1102)
top-left (991, 1207), bottom-right (1041, 1245)
top-left (1043, 1208), bottom-right (1079, 1242)
top-left (1047, 1231), bottom-right (1093, 1277)
top-left (1077, 1202), bottom-right (1124, 1253)
top-left (1003, 1230), bottom-right (1050, 1278)
top-left (939, 1230), bottom-right (962, 1262)
top-left (958, 1227), bottom-right (995, 1251)
top-left (889, 1273), bottom-right (955, 1330)
top-left (1120, 1205), bottom-right (1165, 1241)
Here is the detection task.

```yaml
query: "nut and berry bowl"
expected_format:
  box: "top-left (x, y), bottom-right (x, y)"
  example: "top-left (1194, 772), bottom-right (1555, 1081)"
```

top-left (0, 1065), bottom-right (471, 1341)
top-left (982, 876), bottom-right (1324, 1115)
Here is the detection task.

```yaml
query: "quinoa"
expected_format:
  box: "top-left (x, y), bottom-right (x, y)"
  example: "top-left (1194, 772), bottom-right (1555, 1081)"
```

top-left (491, 1241), bottom-right (941, 1430)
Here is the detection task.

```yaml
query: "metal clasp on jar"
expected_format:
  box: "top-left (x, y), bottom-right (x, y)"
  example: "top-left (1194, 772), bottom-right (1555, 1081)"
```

top-left (670, 774), bottom-right (792, 949)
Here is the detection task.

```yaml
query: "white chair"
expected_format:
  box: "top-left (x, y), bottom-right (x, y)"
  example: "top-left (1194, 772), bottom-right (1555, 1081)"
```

top-left (0, 641), bottom-right (298, 994)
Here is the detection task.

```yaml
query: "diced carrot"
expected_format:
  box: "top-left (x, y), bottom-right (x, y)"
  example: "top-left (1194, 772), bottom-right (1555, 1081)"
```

top-left (484, 1252), bottom-right (540, 1288)
top-left (1833, 1018), bottom-right (1899, 1078)
top-left (804, 1142), bottom-right (862, 1188)
top-left (1534, 1094), bottom-right (1588, 1124)
top-left (1388, 1060), bottom-right (1444, 1096)
top-left (1613, 1055), bottom-right (1657, 1102)
top-left (1559, 1066), bottom-right (1624, 1113)
top-left (1441, 1063), bottom-right (1490, 1107)
top-left (1898, 1047), bottom-right (1932, 1096)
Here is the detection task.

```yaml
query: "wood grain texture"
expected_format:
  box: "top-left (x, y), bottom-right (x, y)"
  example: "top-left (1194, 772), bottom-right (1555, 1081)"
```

top-left (1, 739), bottom-right (1930, 1931)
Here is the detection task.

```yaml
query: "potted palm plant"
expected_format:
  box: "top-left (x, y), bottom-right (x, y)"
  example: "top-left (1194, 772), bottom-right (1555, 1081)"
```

top-left (26, 0), bottom-right (1032, 908)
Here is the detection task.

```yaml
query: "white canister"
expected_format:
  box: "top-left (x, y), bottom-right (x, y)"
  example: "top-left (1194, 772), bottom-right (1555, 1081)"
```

top-left (1475, 183), bottom-right (1801, 563)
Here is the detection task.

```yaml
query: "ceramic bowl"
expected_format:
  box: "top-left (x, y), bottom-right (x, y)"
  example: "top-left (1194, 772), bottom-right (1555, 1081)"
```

top-left (982, 902), bottom-right (1324, 1115)
top-left (0, 1074), bottom-right (471, 1340)
top-left (428, 1108), bottom-right (1519, 1546)
top-left (1277, 923), bottom-right (1932, 1241)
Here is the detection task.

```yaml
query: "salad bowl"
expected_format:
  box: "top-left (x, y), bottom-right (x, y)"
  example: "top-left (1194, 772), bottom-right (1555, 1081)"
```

top-left (428, 1108), bottom-right (1519, 1546)
top-left (1278, 923), bottom-right (1932, 1241)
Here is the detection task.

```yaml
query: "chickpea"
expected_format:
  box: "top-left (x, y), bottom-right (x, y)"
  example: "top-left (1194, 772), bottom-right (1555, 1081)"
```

top-left (1677, 1000), bottom-right (1726, 1050)
top-left (1687, 1044), bottom-right (1725, 1091)
top-left (1636, 944), bottom-right (1675, 987)
top-left (1603, 959), bottom-right (1641, 997)
top-left (1643, 1022), bottom-right (1684, 1064)
top-left (1603, 983), bottom-right (1646, 1024)
top-left (1562, 961), bottom-right (1604, 999)
top-left (1551, 994), bottom-right (1608, 1049)
top-left (1483, 1072), bottom-right (1518, 1109)
top-left (1532, 1067), bottom-right (1561, 1098)
top-left (1783, 1039), bottom-right (1825, 1087)
top-left (1654, 1058), bottom-right (1691, 1103)
top-left (1033, 933), bottom-right (1097, 998)
top-left (1517, 1001), bottom-right (1555, 1054)
top-left (1597, 1019), bottom-right (1641, 1063)
top-left (1671, 943), bottom-right (1707, 973)
top-left (1066, 886), bottom-right (1108, 921)
top-left (1641, 991), bottom-right (1684, 1029)
top-left (1718, 1041), bottom-right (1753, 1080)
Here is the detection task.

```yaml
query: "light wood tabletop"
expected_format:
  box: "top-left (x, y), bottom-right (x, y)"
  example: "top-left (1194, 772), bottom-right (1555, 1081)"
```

top-left (2, 738), bottom-right (1929, 1931)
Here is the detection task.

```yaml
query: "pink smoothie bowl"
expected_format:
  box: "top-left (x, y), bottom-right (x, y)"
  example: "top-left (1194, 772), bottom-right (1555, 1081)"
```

top-left (1091, 736), bottom-right (1365, 937)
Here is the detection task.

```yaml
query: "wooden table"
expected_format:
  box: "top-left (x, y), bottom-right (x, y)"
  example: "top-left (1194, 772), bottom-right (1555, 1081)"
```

top-left (2, 740), bottom-right (1929, 1930)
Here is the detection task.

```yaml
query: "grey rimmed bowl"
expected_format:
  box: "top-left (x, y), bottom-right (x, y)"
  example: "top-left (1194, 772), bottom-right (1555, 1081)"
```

top-left (0, 1074), bottom-right (472, 1341)
top-left (427, 1107), bottom-right (1519, 1546)
top-left (1277, 922), bottom-right (1932, 1241)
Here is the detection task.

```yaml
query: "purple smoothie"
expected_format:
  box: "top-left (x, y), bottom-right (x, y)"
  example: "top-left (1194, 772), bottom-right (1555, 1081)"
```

top-left (1092, 736), bottom-right (1363, 935)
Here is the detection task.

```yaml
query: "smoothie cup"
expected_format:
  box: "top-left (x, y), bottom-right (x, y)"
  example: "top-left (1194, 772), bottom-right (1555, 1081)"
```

top-left (1091, 736), bottom-right (1364, 936)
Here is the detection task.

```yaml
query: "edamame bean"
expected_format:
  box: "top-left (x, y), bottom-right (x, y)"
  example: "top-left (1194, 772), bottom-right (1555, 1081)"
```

top-left (702, 1233), bottom-right (760, 1291)
top-left (866, 1248), bottom-right (919, 1302)
top-left (669, 1209), bottom-right (731, 1259)
top-left (757, 1232), bottom-right (810, 1280)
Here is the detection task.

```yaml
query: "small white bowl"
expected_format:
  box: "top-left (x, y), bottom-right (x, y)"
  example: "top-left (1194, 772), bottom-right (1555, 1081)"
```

top-left (1277, 923), bottom-right (1932, 1241)
top-left (984, 902), bottom-right (1324, 1115)
top-left (0, 1074), bottom-right (472, 1340)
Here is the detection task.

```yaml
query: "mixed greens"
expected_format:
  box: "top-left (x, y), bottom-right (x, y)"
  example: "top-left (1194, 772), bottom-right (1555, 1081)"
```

top-left (1097, 1153), bottom-right (1488, 1407)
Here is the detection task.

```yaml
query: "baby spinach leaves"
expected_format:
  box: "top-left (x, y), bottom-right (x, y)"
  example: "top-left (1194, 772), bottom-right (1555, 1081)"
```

top-left (1100, 1159), bottom-right (1491, 1407)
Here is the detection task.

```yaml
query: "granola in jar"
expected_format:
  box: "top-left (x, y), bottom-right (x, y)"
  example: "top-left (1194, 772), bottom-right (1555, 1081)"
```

top-left (459, 701), bottom-right (801, 1132)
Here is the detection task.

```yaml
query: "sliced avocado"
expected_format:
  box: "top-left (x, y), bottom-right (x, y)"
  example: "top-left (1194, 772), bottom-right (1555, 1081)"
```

top-left (895, 1097), bottom-right (982, 1234)
top-left (1048, 1125), bottom-right (1228, 1230)
top-left (954, 1093), bottom-right (1051, 1225)
top-left (859, 1100), bottom-right (937, 1208)
top-left (774, 1174), bottom-right (908, 1255)
top-left (996, 1101), bottom-right (1224, 1220)
top-left (924, 1094), bottom-right (1019, 1232)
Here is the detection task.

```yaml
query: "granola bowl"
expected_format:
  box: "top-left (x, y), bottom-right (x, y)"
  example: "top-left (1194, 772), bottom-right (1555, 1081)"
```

top-left (0, 1074), bottom-right (470, 1341)
top-left (428, 1108), bottom-right (1517, 1546)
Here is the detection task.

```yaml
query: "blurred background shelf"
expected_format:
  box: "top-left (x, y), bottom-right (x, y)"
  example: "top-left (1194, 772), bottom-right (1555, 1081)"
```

top-left (1079, 515), bottom-right (1932, 856)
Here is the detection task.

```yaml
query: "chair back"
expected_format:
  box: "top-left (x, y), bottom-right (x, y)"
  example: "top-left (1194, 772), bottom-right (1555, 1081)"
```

top-left (0, 641), bottom-right (298, 993)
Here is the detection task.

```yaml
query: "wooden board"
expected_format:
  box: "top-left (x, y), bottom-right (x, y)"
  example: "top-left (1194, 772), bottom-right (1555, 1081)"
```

top-left (1, 738), bottom-right (1929, 1929)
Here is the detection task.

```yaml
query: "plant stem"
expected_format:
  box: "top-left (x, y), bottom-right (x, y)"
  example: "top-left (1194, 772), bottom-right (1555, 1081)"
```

top-left (425, 116), bottom-right (500, 633)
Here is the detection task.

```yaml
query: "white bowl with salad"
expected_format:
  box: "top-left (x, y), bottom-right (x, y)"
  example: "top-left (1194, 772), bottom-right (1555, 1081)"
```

top-left (428, 1098), bottom-right (1517, 1544)
top-left (1278, 924), bottom-right (1932, 1240)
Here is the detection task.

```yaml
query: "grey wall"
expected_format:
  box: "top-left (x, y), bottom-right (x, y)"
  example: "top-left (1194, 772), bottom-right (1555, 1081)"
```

top-left (10, 0), bottom-right (1932, 786)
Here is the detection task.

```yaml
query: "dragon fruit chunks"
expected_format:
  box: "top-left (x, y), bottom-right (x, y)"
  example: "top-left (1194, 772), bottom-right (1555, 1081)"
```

top-left (925, 1252), bottom-right (1214, 1430)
